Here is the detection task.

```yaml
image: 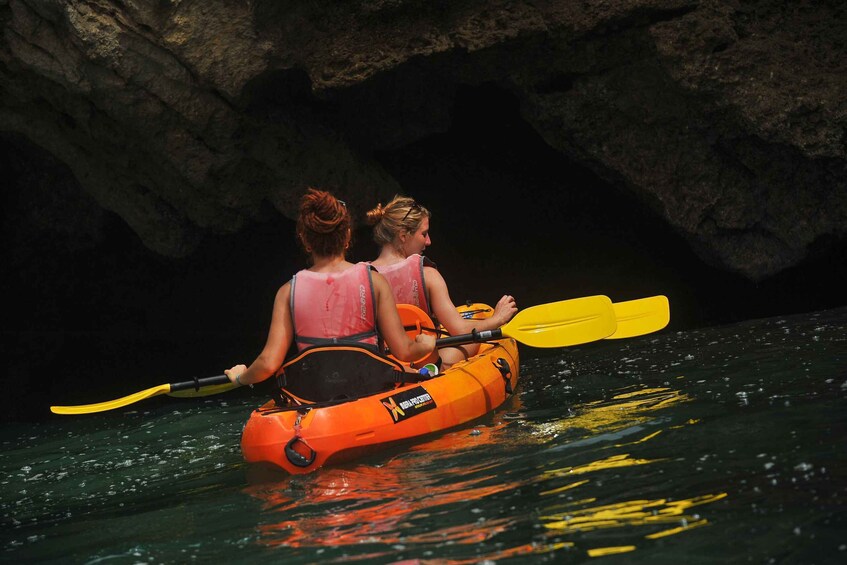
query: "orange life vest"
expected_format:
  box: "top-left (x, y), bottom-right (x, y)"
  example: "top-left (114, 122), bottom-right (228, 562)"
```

top-left (290, 263), bottom-right (379, 351)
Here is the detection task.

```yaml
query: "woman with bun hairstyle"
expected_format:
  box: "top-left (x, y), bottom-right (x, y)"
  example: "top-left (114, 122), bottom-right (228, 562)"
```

top-left (225, 189), bottom-right (436, 388)
top-left (365, 195), bottom-right (517, 368)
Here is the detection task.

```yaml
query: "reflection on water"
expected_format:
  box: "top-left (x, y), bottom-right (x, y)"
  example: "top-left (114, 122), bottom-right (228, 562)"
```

top-left (2, 307), bottom-right (845, 562)
top-left (531, 388), bottom-right (726, 555)
top-left (541, 492), bottom-right (726, 540)
top-left (245, 386), bottom-right (724, 561)
top-left (251, 462), bottom-right (521, 548)
top-left (526, 385), bottom-right (691, 443)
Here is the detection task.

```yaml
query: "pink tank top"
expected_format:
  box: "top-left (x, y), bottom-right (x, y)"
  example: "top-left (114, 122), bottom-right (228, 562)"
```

top-left (290, 263), bottom-right (379, 351)
top-left (375, 254), bottom-right (435, 316)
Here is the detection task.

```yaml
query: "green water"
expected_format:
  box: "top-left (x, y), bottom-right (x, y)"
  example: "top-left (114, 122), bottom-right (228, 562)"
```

top-left (3, 308), bottom-right (846, 563)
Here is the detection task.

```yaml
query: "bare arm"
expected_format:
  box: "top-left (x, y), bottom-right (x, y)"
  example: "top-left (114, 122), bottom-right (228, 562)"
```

top-left (373, 272), bottom-right (436, 361)
top-left (225, 283), bottom-right (294, 386)
top-left (425, 267), bottom-right (517, 336)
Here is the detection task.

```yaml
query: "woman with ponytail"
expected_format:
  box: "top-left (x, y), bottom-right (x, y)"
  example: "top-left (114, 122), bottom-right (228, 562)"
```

top-left (224, 189), bottom-right (435, 388)
top-left (366, 195), bottom-right (517, 369)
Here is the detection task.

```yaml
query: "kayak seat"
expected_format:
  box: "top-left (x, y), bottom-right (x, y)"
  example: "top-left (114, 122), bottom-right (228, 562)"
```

top-left (277, 345), bottom-right (406, 403)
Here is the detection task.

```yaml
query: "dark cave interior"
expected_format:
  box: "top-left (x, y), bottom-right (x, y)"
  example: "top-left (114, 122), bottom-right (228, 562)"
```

top-left (2, 83), bottom-right (845, 421)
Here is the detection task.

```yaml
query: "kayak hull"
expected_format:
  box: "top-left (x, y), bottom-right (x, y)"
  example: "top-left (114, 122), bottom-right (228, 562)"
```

top-left (240, 338), bottom-right (519, 474)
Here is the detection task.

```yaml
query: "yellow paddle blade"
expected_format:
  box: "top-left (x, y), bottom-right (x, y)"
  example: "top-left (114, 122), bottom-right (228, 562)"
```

top-left (50, 383), bottom-right (173, 415)
top-left (167, 382), bottom-right (239, 398)
top-left (606, 295), bottom-right (670, 339)
top-left (502, 295), bottom-right (617, 348)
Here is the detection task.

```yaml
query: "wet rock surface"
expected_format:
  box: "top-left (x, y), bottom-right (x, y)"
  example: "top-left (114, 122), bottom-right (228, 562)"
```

top-left (2, 0), bottom-right (844, 279)
top-left (2, 2), bottom-right (846, 421)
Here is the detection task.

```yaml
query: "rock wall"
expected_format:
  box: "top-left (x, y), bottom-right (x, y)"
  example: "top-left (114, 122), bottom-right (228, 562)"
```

top-left (2, 0), bottom-right (845, 279)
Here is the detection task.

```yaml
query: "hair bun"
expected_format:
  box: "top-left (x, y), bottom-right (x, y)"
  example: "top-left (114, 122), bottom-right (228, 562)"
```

top-left (365, 203), bottom-right (385, 226)
top-left (300, 188), bottom-right (346, 234)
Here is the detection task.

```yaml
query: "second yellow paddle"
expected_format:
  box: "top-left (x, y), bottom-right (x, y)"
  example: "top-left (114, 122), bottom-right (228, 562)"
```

top-left (436, 295), bottom-right (617, 348)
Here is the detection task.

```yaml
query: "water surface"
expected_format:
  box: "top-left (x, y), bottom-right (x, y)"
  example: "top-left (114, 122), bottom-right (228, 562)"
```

top-left (3, 307), bottom-right (846, 563)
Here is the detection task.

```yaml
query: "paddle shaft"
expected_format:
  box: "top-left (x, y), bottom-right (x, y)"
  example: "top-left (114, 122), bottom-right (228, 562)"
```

top-left (50, 374), bottom-right (234, 415)
top-left (169, 374), bottom-right (230, 393)
top-left (437, 328), bottom-right (503, 347)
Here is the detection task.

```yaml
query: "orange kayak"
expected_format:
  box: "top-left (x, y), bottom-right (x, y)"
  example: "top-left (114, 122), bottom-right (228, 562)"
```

top-left (240, 336), bottom-right (519, 475)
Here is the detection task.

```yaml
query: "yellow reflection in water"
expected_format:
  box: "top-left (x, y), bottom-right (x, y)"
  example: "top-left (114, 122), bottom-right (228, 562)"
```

top-left (533, 387), bottom-right (726, 554)
top-left (540, 479), bottom-right (589, 496)
top-left (545, 453), bottom-right (664, 477)
top-left (615, 429), bottom-right (662, 447)
top-left (542, 493), bottom-right (727, 533)
top-left (587, 545), bottom-right (636, 556)
top-left (532, 386), bottom-right (691, 438)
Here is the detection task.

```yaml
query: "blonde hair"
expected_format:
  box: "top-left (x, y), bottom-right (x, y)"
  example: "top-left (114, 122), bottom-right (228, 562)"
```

top-left (365, 195), bottom-right (430, 247)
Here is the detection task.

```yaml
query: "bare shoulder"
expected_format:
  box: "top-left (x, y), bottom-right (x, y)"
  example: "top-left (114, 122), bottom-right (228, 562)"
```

top-left (424, 265), bottom-right (447, 288)
top-left (275, 281), bottom-right (292, 302)
top-left (423, 264), bottom-right (443, 279)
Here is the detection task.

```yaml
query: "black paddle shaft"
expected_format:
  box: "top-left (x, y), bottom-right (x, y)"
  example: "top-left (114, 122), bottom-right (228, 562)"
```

top-left (436, 328), bottom-right (504, 347)
top-left (170, 374), bottom-right (230, 392)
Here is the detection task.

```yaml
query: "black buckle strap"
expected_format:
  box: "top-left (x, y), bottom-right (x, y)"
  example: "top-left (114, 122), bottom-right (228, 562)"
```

top-left (493, 357), bottom-right (513, 395)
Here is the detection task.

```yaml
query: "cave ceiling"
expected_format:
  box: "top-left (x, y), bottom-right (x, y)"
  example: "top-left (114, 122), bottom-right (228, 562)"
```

top-left (2, 0), bottom-right (845, 280)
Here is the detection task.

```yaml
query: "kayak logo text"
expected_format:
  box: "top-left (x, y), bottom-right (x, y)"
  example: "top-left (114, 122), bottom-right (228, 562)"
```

top-left (381, 386), bottom-right (437, 423)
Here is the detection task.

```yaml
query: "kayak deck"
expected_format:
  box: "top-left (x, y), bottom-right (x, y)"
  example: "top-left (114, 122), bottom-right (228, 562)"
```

top-left (240, 338), bottom-right (519, 474)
